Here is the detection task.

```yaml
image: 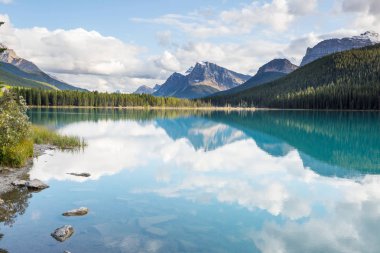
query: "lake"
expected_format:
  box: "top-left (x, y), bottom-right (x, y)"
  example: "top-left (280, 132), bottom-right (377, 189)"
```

top-left (1, 108), bottom-right (380, 253)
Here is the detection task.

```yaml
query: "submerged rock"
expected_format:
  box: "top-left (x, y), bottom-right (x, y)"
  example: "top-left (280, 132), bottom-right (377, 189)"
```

top-left (63, 207), bottom-right (89, 217)
top-left (26, 179), bottom-right (49, 190)
top-left (51, 225), bottom-right (74, 242)
top-left (64, 251), bottom-right (71, 253)
top-left (67, 172), bottom-right (91, 177)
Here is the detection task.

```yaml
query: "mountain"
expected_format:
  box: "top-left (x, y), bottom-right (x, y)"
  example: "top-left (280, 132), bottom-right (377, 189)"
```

top-left (211, 59), bottom-right (298, 96)
top-left (300, 31), bottom-right (380, 66)
top-left (0, 43), bottom-right (84, 91)
top-left (208, 44), bottom-right (380, 110)
top-left (256, 58), bottom-right (298, 74)
top-left (156, 117), bottom-right (246, 151)
top-left (133, 84), bottom-right (162, 94)
top-left (133, 85), bottom-right (154, 94)
top-left (153, 62), bottom-right (251, 99)
top-left (0, 62), bottom-right (58, 89)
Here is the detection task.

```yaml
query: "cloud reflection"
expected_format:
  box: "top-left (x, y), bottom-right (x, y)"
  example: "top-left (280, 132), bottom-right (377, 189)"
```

top-left (28, 115), bottom-right (380, 252)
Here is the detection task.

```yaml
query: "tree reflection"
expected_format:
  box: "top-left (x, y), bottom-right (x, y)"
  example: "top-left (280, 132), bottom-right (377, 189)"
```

top-left (0, 188), bottom-right (31, 227)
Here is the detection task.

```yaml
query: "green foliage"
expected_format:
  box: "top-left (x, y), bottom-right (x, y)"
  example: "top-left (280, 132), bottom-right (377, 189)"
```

top-left (31, 125), bottom-right (84, 150)
top-left (209, 44), bottom-right (380, 109)
top-left (1, 139), bottom-right (33, 168)
top-left (11, 88), bottom-right (209, 108)
top-left (0, 91), bottom-right (32, 167)
top-left (0, 91), bottom-right (31, 147)
top-left (0, 67), bottom-right (57, 90)
top-left (0, 91), bottom-right (84, 167)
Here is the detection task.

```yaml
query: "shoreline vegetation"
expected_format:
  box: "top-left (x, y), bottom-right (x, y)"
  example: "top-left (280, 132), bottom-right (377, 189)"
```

top-left (10, 87), bottom-right (380, 112)
top-left (27, 105), bottom-right (380, 112)
top-left (0, 91), bottom-right (85, 168)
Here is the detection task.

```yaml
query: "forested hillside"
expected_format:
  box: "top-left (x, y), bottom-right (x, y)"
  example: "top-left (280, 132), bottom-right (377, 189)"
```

top-left (208, 44), bottom-right (380, 110)
top-left (11, 87), bottom-right (208, 108)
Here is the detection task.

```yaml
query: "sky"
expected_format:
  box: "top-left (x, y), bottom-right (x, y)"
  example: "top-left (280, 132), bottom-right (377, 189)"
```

top-left (0, 0), bottom-right (379, 92)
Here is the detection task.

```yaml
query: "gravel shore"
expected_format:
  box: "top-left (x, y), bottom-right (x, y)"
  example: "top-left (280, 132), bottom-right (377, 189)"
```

top-left (0, 144), bottom-right (54, 195)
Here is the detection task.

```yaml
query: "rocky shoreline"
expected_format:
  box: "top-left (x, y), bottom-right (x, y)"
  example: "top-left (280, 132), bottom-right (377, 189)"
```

top-left (0, 144), bottom-right (54, 195)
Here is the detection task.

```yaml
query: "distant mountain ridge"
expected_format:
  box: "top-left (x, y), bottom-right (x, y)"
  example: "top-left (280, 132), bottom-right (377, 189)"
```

top-left (257, 58), bottom-right (298, 74)
top-left (133, 84), bottom-right (161, 94)
top-left (300, 31), bottom-right (380, 66)
top-left (152, 61), bottom-right (250, 99)
top-left (0, 43), bottom-right (85, 91)
top-left (212, 59), bottom-right (298, 97)
top-left (209, 44), bottom-right (380, 109)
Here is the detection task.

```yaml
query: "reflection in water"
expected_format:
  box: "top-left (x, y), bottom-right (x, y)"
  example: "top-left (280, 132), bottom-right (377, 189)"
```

top-left (0, 109), bottom-right (379, 253)
top-left (0, 188), bottom-right (31, 227)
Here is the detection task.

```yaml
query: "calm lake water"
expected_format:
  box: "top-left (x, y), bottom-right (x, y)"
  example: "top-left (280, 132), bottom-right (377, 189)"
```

top-left (1, 109), bottom-right (380, 253)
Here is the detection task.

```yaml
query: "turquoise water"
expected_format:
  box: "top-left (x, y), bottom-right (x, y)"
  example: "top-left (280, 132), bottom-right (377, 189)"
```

top-left (1, 109), bottom-right (380, 253)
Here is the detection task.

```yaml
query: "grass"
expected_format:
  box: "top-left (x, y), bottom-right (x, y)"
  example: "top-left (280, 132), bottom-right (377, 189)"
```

top-left (0, 126), bottom-right (85, 168)
top-left (31, 125), bottom-right (86, 150)
top-left (0, 139), bottom-right (34, 168)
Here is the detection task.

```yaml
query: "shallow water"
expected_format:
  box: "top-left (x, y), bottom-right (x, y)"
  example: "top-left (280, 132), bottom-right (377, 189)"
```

top-left (1, 109), bottom-right (380, 253)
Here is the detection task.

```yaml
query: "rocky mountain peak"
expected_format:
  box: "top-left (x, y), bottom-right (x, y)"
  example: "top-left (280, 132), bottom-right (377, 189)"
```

top-left (153, 61), bottom-right (250, 98)
top-left (300, 31), bottom-right (380, 66)
top-left (256, 59), bottom-right (298, 75)
top-left (0, 43), bottom-right (42, 73)
top-left (359, 31), bottom-right (379, 42)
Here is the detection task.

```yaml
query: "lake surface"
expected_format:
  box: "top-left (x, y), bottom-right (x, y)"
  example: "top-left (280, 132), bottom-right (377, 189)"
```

top-left (1, 109), bottom-right (380, 253)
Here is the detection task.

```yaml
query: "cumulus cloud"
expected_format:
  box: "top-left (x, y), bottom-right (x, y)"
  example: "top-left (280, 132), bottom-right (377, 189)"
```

top-left (0, 14), bottom-right (166, 92)
top-left (134, 0), bottom-right (304, 37)
top-left (340, 0), bottom-right (380, 31)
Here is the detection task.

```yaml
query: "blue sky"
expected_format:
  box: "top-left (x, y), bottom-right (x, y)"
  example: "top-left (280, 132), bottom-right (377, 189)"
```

top-left (0, 0), bottom-right (379, 92)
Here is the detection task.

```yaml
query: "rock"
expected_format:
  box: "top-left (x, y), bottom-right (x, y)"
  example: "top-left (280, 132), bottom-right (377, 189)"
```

top-left (12, 179), bottom-right (49, 190)
top-left (26, 179), bottom-right (49, 190)
top-left (67, 172), bottom-right (91, 177)
top-left (12, 180), bottom-right (28, 187)
top-left (0, 199), bottom-right (4, 205)
top-left (51, 225), bottom-right (74, 242)
top-left (64, 251), bottom-right (71, 253)
top-left (63, 207), bottom-right (89, 217)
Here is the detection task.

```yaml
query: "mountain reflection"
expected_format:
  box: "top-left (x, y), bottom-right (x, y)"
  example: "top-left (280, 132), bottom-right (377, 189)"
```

top-left (156, 117), bottom-right (245, 151)
top-left (28, 109), bottom-right (380, 179)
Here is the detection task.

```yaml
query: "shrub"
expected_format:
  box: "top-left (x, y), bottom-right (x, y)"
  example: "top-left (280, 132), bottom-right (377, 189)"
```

top-left (0, 91), bottom-right (30, 147)
top-left (0, 91), bottom-right (32, 167)
top-left (0, 139), bottom-right (33, 168)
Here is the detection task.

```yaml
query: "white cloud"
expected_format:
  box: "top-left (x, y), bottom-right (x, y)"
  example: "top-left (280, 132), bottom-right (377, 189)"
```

top-left (287, 0), bottom-right (318, 15)
top-left (153, 51), bottom-right (181, 73)
top-left (0, 0), bottom-right (12, 4)
top-left (0, 14), bottom-right (166, 92)
top-left (134, 0), bottom-right (320, 39)
top-left (340, 0), bottom-right (380, 31)
top-left (152, 39), bottom-right (289, 76)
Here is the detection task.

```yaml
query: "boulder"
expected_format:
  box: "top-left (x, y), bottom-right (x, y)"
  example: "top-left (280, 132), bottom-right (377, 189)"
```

top-left (63, 207), bottom-right (89, 217)
top-left (12, 179), bottom-right (49, 190)
top-left (26, 179), bottom-right (49, 190)
top-left (0, 199), bottom-right (4, 205)
top-left (12, 180), bottom-right (28, 187)
top-left (51, 225), bottom-right (74, 242)
top-left (67, 172), bottom-right (91, 177)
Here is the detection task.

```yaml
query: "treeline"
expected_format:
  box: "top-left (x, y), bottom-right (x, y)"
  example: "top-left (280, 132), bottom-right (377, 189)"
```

top-left (209, 44), bottom-right (380, 110)
top-left (11, 88), bottom-right (209, 108)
